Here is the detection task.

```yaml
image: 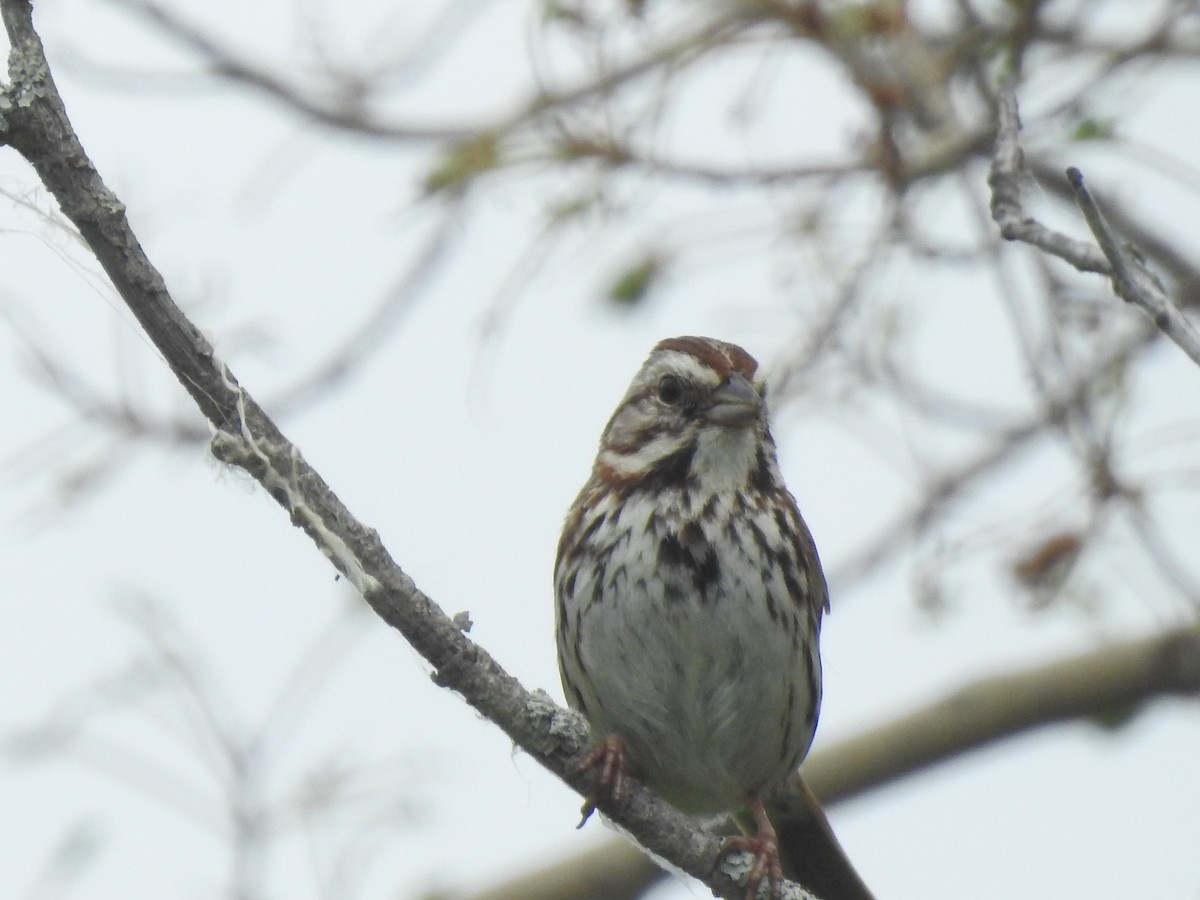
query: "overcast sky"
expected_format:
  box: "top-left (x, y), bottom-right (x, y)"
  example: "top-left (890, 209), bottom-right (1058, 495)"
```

top-left (2, 2), bottom-right (1199, 899)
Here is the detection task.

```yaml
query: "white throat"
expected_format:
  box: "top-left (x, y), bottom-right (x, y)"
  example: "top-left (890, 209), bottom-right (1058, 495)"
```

top-left (691, 425), bottom-right (760, 492)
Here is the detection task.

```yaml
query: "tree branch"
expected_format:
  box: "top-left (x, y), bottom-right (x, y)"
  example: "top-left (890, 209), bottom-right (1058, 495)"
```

top-left (988, 84), bottom-right (1200, 369)
top-left (0, 2), bottom-right (816, 897)
top-left (988, 86), bottom-right (1105, 272)
top-left (797, 623), bottom-right (1200, 802)
top-left (1064, 165), bottom-right (1200, 367)
top-left (110, 0), bottom-right (756, 144)
top-left (828, 322), bottom-right (1152, 592)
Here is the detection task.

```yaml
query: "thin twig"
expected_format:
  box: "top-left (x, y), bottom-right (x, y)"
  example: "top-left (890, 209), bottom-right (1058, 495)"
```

top-left (1066, 166), bottom-right (1200, 368)
top-left (828, 324), bottom-right (1151, 592)
top-left (109, 0), bottom-right (756, 144)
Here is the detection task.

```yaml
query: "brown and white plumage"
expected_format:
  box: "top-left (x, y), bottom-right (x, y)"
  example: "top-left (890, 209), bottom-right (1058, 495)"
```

top-left (555, 336), bottom-right (831, 898)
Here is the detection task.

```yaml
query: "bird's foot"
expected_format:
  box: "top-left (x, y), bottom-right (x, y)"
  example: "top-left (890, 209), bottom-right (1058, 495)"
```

top-left (575, 733), bottom-right (631, 827)
top-left (717, 793), bottom-right (784, 900)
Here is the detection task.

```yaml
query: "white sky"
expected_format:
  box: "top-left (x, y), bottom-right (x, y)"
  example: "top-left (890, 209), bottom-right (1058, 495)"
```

top-left (2, 2), bottom-right (1198, 899)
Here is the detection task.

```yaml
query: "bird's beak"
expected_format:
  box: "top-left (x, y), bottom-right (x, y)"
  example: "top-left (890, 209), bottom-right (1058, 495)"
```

top-left (704, 373), bottom-right (763, 427)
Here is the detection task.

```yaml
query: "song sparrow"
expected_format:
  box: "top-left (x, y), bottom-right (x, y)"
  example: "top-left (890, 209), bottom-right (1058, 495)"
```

top-left (555, 336), bottom-right (828, 899)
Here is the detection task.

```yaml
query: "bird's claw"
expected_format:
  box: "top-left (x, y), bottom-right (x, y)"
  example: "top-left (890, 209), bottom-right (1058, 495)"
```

top-left (575, 733), bottom-right (631, 827)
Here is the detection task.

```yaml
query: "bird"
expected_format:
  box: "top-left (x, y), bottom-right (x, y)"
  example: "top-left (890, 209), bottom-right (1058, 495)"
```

top-left (554, 336), bottom-right (865, 899)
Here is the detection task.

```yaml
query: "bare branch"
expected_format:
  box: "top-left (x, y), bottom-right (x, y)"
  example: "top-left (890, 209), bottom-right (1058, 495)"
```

top-left (988, 86), bottom-right (1108, 273)
top-left (988, 84), bottom-right (1200, 370)
top-left (110, 0), bottom-right (473, 141)
top-left (799, 623), bottom-right (1200, 802)
top-left (1066, 165), bottom-right (1200, 368)
top-left (828, 323), bottom-right (1152, 592)
top-left (110, 0), bottom-right (757, 144)
top-left (423, 840), bottom-right (662, 900)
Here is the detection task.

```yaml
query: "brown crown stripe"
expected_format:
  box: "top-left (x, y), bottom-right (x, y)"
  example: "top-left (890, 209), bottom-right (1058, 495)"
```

top-left (654, 336), bottom-right (759, 381)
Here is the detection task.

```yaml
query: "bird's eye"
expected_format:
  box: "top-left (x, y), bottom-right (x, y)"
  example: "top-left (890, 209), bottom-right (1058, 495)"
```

top-left (657, 374), bottom-right (685, 406)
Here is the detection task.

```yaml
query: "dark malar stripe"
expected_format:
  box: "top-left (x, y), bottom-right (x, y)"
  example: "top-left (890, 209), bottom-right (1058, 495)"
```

top-left (749, 441), bottom-right (777, 494)
top-left (646, 441), bottom-right (696, 491)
